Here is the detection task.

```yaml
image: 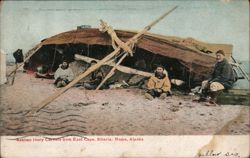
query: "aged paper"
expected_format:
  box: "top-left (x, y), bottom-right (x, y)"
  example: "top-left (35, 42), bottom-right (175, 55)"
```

top-left (0, 0), bottom-right (249, 157)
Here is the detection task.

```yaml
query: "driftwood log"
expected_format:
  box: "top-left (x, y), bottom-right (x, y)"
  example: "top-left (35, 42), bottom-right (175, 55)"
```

top-left (75, 54), bottom-right (153, 77)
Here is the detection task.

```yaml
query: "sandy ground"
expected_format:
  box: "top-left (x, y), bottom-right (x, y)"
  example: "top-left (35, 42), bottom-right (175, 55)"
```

top-left (0, 67), bottom-right (249, 136)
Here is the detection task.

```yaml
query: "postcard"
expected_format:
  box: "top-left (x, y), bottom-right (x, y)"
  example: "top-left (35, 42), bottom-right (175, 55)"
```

top-left (0, 0), bottom-right (249, 157)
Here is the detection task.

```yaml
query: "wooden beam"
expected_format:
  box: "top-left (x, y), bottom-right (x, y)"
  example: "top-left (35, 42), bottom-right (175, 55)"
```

top-left (128, 6), bottom-right (178, 42)
top-left (33, 48), bottom-right (121, 114)
top-left (96, 53), bottom-right (128, 90)
top-left (10, 64), bottom-right (18, 85)
top-left (0, 51), bottom-right (7, 85)
top-left (217, 89), bottom-right (250, 105)
top-left (231, 56), bottom-right (250, 82)
top-left (99, 6), bottom-right (178, 57)
top-left (75, 54), bottom-right (153, 77)
top-left (100, 20), bottom-right (133, 56)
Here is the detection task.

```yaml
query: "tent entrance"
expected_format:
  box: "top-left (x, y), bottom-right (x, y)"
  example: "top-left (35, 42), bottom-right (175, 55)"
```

top-left (24, 43), bottom-right (192, 85)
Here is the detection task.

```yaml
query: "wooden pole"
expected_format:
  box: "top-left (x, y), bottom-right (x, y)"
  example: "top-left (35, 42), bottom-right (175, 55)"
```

top-left (129, 6), bottom-right (178, 42)
top-left (231, 56), bottom-right (250, 82)
top-left (7, 44), bottom-right (42, 77)
top-left (100, 6), bottom-right (178, 56)
top-left (0, 50), bottom-right (7, 85)
top-left (32, 6), bottom-right (178, 113)
top-left (100, 20), bottom-right (133, 55)
top-left (75, 54), bottom-right (153, 77)
top-left (95, 6), bottom-right (178, 89)
top-left (35, 48), bottom-right (121, 113)
top-left (10, 63), bottom-right (18, 85)
top-left (96, 53), bottom-right (128, 90)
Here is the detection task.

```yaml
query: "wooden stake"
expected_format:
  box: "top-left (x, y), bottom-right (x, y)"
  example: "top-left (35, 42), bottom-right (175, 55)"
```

top-left (10, 63), bottom-right (18, 85)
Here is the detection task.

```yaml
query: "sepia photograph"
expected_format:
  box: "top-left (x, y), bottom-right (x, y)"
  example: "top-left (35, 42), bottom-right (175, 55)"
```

top-left (0, 0), bottom-right (249, 157)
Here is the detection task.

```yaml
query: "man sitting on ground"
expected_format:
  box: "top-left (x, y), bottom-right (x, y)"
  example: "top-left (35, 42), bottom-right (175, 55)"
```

top-left (195, 50), bottom-right (236, 106)
top-left (145, 65), bottom-right (171, 100)
top-left (83, 60), bottom-right (104, 90)
top-left (54, 60), bottom-right (74, 88)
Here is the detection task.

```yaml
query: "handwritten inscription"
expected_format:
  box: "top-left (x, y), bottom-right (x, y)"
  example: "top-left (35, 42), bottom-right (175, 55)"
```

top-left (198, 150), bottom-right (240, 158)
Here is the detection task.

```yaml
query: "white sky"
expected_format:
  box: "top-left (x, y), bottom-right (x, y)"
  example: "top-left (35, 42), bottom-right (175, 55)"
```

top-left (0, 0), bottom-right (249, 61)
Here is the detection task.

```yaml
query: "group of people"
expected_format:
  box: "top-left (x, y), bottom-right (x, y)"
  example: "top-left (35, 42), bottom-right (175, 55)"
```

top-left (54, 60), bottom-right (104, 89)
top-left (54, 50), bottom-right (236, 106)
top-left (144, 50), bottom-right (236, 106)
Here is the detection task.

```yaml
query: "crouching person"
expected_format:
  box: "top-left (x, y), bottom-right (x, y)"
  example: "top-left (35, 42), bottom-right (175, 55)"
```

top-left (54, 61), bottom-right (74, 88)
top-left (145, 65), bottom-right (171, 100)
top-left (195, 50), bottom-right (236, 106)
top-left (83, 60), bottom-right (104, 90)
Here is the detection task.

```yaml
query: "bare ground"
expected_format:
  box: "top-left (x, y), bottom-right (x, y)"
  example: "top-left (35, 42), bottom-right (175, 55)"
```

top-left (0, 68), bottom-right (249, 136)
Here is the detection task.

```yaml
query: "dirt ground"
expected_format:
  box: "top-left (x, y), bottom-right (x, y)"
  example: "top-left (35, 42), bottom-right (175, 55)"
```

top-left (0, 67), bottom-right (249, 136)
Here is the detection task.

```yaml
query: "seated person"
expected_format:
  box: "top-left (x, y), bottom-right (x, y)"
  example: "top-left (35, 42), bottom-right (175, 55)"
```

top-left (145, 65), bottom-right (171, 100)
top-left (195, 50), bottom-right (236, 106)
top-left (83, 60), bottom-right (104, 90)
top-left (35, 64), bottom-right (54, 79)
top-left (54, 61), bottom-right (74, 88)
